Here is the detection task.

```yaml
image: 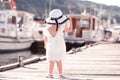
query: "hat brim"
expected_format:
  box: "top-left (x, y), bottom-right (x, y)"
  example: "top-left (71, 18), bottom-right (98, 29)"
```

top-left (46, 15), bottom-right (69, 24)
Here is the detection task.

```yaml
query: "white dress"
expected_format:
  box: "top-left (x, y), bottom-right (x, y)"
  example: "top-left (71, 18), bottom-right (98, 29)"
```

top-left (43, 24), bottom-right (66, 61)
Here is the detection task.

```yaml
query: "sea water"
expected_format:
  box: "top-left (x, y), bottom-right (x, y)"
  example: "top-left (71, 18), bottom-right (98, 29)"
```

top-left (0, 50), bottom-right (42, 66)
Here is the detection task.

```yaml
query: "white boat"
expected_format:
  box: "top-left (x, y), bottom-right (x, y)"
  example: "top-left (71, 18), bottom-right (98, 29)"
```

top-left (64, 13), bottom-right (103, 43)
top-left (103, 25), bottom-right (120, 42)
top-left (0, 0), bottom-right (35, 52)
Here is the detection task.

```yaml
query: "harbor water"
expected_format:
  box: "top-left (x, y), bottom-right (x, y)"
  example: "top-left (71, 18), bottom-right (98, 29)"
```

top-left (0, 41), bottom-right (46, 66)
top-left (0, 50), bottom-right (44, 66)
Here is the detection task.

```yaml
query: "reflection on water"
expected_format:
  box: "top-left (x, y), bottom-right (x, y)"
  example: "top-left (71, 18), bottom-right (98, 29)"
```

top-left (0, 50), bottom-right (34, 66)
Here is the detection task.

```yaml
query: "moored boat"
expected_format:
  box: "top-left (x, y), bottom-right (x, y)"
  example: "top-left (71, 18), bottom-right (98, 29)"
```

top-left (0, 0), bottom-right (35, 52)
top-left (64, 13), bottom-right (103, 43)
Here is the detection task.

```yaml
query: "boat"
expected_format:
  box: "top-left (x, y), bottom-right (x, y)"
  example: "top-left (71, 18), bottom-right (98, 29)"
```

top-left (0, 0), bottom-right (35, 52)
top-left (103, 25), bottom-right (120, 42)
top-left (64, 13), bottom-right (103, 44)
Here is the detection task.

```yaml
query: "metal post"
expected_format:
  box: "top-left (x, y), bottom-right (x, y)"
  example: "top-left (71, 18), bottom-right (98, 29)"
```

top-left (18, 56), bottom-right (24, 67)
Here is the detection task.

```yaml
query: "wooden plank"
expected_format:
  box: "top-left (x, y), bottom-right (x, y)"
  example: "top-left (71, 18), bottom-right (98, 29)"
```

top-left (1, 43), bottom-right (120, 80)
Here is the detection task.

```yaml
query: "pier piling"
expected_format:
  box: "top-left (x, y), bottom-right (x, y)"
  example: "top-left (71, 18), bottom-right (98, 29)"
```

top-left (18, 56), bottom-right (24, 67)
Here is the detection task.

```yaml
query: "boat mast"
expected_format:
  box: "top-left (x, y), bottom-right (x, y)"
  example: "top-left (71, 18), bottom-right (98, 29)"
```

top-left (49, 0), bottom-right (52, 13)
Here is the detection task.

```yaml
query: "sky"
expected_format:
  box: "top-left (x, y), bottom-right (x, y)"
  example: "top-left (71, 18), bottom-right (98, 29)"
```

top-left (84, 0), bottom-right (120, 7)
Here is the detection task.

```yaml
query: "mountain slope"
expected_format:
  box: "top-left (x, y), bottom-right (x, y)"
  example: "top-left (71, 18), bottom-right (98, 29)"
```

top-left (13, 0), bottom-right (120, 23)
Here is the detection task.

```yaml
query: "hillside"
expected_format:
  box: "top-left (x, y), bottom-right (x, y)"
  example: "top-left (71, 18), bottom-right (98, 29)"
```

top-left (12, 0), bottom-right (120, 23)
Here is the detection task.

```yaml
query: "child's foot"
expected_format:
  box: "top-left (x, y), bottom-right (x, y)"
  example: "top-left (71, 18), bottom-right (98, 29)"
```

top-left (46, 75), bottom-right (53, 78)
top-left (59, 75), bottom-right (66, 79)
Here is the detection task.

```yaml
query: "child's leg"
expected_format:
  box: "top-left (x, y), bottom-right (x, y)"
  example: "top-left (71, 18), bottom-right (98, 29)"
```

top-left (56, 60), bottom-right (63, 75)
top-left (49, 61), bottom-right (55, 75)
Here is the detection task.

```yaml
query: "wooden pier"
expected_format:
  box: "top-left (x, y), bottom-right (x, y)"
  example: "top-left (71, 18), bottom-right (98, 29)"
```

top-left (0, 42), bottom-right (120, 80)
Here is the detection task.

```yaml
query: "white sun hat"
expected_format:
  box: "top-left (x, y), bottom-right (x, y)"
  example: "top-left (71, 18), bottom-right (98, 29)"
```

top-left (45, 9), bottom-right (69, 24)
